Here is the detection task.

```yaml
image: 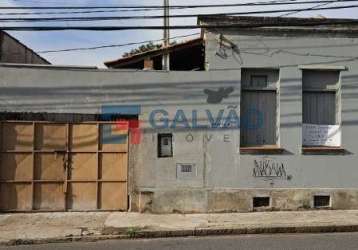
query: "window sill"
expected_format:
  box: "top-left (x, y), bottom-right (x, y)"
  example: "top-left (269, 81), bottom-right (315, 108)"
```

top-left (302, 146), bottom-right (346, 155)
top-left (240, 146), bottom-right (285, 155)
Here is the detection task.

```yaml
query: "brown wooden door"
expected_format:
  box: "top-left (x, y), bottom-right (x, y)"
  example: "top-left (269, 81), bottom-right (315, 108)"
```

top-left (0, 121), bottom-right (128, 212)
top-left (34, 123), bottom-right (67, 211)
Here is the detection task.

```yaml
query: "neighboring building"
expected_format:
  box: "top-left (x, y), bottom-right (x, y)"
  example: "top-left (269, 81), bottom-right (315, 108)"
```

top-left (105, 38), bottom-right (204, 71)
top-left (1, 16), bottom-right (358, 213)
top-left (0, 31), bottom-right (50, 64)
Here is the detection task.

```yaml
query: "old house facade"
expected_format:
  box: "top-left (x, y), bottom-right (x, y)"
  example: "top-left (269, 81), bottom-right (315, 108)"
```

top-left (0, 16), bottom-right (358, 213)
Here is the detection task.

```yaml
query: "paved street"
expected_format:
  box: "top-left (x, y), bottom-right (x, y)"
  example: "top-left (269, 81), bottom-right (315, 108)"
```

top-left (2, 233), bottom-right (358, 250)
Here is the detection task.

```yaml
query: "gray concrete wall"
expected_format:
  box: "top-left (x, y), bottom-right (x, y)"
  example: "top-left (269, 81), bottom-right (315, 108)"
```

top-left (1, 29), bottom-right (358, 213)
top-left (203, 31), bottom-right (358, 190)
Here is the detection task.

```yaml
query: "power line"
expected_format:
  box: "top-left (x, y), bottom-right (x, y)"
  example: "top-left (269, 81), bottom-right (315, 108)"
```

top-left (0, 9), bottom-right (145, 16)
top-left (209, 56), bottom-right (358, 70)
top-left (0, 0), bottom-right (354, 9)
top-left (279, 1), bottom-right (333, 17)
top-left (0, 0), bottom-right (357, 15)
top-left (1, 4), bottom-right (358, 22)
top-left (2, 18), bottom-right (358, 31)
top-left (37, 35), bottom-right (358, 56)
top-left (271, 49), bottom-right (358, 58)
top-left (0, 9), bottom-right (148, 16)
top-left (37, 32), bottom-right (200, 53)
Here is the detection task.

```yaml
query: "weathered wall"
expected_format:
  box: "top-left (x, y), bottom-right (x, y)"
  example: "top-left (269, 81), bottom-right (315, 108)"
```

top-left (1, 29), bottom-right (358, 213)
top-left (0, 32), bottom-right (49, 64)
top-left (0, 65), bottom-right (239, 213)
top-left (203, 31), bottom-right (358, 190)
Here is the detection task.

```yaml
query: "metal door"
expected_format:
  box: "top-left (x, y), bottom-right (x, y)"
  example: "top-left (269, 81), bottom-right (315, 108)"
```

top-left (0, 121), bottom-right (128, 212)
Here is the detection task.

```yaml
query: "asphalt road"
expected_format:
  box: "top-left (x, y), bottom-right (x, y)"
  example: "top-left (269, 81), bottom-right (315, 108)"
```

top-left (2, 233), bottom-right (358, 250)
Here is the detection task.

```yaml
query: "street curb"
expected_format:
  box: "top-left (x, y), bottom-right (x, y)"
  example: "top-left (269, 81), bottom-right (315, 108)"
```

top-left (3, 224), bottom-right (358, 246)
top-left (126, 224), bottom-right (358, 238)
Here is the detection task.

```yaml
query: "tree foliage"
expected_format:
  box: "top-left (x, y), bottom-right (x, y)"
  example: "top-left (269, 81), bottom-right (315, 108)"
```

top-left (122, 41), bottom-right (177, 58)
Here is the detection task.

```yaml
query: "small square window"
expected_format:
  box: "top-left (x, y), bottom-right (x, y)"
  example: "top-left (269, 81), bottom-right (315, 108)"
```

top-left (251, 75), bottom-right (268, 87)
top-left (158, 134), bottom-right (173, 158)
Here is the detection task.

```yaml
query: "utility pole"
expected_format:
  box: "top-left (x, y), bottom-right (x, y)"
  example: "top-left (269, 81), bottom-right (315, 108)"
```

top-left (162, 0), bottom-right (170, 71)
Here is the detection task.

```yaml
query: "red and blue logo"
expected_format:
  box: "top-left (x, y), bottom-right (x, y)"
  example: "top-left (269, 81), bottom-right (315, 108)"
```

top-left (101, 105), bottom-right (142, 145)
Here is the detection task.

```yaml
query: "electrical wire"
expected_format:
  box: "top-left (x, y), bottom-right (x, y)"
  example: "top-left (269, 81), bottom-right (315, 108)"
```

top-left (0, 0), bottom-right (356, 14)
top-left (279, 1), bottom-right (333, 17)
top-left (38, 37), bottom-right (358, 56)
top-left (37, 32), bottom-right (200, 53)
top-left (2, 17), bottom-right (358, 31)
top-left (1, 3), bottom-right (358, 22)
top-left (5, 0), bottom-right (357, 57)
top-left (0, 9), bottom-right (142, 16)
top-left (0, 0), bottom-right (332, 9)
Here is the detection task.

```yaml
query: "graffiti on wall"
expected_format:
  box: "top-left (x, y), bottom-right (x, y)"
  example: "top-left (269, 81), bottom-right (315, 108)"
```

top-left (253, 157), bottom-right (291, 180)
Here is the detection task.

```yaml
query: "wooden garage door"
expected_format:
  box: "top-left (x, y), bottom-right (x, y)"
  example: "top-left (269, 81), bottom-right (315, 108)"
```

top-left (0, 121), bottom-right (128, 212)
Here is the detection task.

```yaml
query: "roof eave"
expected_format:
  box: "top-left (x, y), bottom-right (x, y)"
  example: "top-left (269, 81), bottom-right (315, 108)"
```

top-left (104, 37), bottom-right (203, 68)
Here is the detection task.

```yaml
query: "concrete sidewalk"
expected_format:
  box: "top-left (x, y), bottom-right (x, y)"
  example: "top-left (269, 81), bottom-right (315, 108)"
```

top-left (2, 210), bottom-right (358, 246)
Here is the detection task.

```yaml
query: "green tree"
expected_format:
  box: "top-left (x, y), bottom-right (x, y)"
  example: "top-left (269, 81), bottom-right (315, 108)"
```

top-left (122, 41), bottom-right (177, 58)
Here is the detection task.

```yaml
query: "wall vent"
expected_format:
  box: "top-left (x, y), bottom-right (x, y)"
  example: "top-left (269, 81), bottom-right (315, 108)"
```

top-left (314, 195), bottom-right (331, 208)
top-left (176, 163), bottom-right (197, 180)
top-left (180, 164), bottom-right (193, 173)
top-left (253, 197), bottom-right (270, 208)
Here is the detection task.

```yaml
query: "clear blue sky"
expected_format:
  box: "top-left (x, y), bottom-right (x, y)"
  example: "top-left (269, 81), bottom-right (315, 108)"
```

top-left (3, 0), bottom-right (358, 67)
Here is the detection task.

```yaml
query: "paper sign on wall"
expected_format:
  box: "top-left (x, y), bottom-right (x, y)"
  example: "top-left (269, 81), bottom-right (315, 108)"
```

top-left (303, 124), bottom-right (342, 147)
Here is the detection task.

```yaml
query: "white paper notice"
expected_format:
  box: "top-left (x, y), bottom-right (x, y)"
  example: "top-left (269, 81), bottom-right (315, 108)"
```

top-left (303, 124), bottom-right (342, 147)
